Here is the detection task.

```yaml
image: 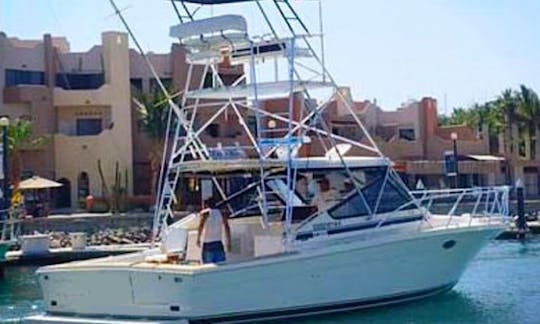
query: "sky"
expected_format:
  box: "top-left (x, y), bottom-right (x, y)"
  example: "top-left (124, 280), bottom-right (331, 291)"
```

top-left (1, 0), bottom-right (539, 113)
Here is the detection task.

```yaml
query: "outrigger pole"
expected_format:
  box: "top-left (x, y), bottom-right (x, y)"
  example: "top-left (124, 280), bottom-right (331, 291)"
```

top-left (111, 0), bottom-right (414, 244)
top-left (108, 0), bottom-right (234, 243)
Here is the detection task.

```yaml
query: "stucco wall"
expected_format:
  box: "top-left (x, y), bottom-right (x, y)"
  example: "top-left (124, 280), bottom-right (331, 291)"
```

top-left (57, 105), bottom-right (111, 136)
top-left (54, 32), bottom-right (133, 206)
top-left (58, 46), bottom-right (103, 72)
top-left (3, 40), bottom-right (45, 71)
top-left (425, 136), bottom-right (490, 160)
top-left (4, 86), bottom-right (56, 179)
top-left (54, 130), bottom-right (132, 203)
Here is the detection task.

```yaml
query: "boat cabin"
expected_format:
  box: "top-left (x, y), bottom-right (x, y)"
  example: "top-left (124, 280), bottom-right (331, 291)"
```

top-left (158, 156), bottom-right (423, 265)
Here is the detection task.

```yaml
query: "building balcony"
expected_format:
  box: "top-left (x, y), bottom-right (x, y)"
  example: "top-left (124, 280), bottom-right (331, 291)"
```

top-left (53, 84), bottom-right (119, 107)
top-left (3, 84), bottom-right (50, 103)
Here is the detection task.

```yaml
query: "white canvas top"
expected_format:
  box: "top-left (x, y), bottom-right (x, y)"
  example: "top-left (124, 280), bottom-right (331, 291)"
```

top-left (467, 154), bottom-right (505, 161)
top-left (170, 15), bottom-right (248, 41)
top-left (172, 156), bottom-right (390, 173)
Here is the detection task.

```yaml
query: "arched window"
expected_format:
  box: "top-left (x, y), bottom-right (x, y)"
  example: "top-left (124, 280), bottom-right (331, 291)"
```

top-left (77, 172), bottom-right (90, 198)
top-left (56, 178), bottom-right (71, 208)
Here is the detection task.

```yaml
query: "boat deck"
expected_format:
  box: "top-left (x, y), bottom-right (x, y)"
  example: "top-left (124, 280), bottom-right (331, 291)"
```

top-left (2, 243), bottom-right (151, 266)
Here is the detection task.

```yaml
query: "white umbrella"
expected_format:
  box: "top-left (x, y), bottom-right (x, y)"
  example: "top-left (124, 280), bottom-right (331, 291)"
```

top-left (18, 176), bottom-right (63, 190)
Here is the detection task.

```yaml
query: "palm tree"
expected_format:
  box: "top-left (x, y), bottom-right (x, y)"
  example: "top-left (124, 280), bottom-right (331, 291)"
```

top-left (132, 90), bottom-right (171, 196)
top-left (8, 119), bottom-right (48, 187)
top-left (517, 85), bottom-right (540, 159)
top-left (496, 89), bottom-right (520, 158)
top-left (445, 107), bottom-right (478, 127)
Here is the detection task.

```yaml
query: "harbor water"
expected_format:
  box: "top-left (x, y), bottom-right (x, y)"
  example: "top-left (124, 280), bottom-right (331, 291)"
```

top-left (1, 239), bottom-right (540, 323)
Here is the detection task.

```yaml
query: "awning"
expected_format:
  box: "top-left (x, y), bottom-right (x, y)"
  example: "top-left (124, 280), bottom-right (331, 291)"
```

top-left (466, 155), bottom-right (505, 162)
top-left (172, 156), bottom-right (389, 174)
top-left (18, 176), bottom-right (63, 190)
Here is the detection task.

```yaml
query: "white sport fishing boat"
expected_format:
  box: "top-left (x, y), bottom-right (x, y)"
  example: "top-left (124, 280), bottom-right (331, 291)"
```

top-left (30, 0), bottom-right (510, 322)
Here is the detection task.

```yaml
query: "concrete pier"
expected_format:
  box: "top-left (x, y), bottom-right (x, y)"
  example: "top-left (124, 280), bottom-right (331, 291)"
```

top-left (1, 243), bottom-right (151, 267)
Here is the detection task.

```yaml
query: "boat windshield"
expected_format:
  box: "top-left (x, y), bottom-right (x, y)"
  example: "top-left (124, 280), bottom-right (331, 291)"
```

top-left (209, 165), bottom-right (416, 221)
top-left (294, 166), bottom-right (388, 205)
top-left (293, 166), bottom-right (416, 218)
top-left (327, 169), bottom-right (416, 219)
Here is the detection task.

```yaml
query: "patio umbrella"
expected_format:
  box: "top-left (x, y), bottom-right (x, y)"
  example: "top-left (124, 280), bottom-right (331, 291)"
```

top-left (18, 176), bottom-right (62, 190)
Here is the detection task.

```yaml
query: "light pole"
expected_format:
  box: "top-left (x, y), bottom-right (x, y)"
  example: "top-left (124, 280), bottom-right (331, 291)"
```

top-left (0, 116), bottom-right (9, 216)
top-left (451, 132), bottom-right (459, 188)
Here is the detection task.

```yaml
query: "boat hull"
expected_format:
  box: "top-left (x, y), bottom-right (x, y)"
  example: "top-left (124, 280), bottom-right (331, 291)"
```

top-left (36, 225), bottom-right (501, 322)
top-left (26, 283), bottom-right (452, 324)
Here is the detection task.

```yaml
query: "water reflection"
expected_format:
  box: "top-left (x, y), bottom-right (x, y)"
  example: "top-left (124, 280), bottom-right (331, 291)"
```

top-left (291, 289), bottom-right (509, 324)
top-left (0, 266), bottom-right (43, 320)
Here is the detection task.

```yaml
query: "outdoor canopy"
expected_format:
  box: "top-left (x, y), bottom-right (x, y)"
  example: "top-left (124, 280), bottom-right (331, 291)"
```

top-left (18, 176), bottom-right (63, 190)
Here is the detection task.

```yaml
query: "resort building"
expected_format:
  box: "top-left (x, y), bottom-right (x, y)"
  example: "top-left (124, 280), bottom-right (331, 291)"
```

top-left (0, 31), bottom-right (243, 209)
top-left (326, 88), bottom-right (507, 190)
top-left (0, 31), bottom-right (537, 212)
top-left (0, 31), bottom-right (134, 208)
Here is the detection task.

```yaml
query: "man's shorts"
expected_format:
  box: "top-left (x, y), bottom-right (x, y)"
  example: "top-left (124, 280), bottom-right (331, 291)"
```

top-left (202, 241), bottom-right (226, 264)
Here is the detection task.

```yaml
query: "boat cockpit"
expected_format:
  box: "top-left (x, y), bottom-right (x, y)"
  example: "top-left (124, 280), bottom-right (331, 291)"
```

top-left (146, 156), bottom-right (425, 266)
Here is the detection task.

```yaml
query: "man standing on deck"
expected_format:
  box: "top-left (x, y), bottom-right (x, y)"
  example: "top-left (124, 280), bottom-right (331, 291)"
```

top-left (196, 196), bottom-right (232, 264)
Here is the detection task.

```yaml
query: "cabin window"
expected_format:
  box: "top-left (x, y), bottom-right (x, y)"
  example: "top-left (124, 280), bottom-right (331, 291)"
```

top-left (76, 118), bottom-right (103, 136)
top-left (398, 128), bottom-right (416, 141)
top-left (328, 170), bottom-right (415, 219)
top-left (328, 188), bottom-right (370, 218)
top-left (225, 176), bottom-right (257, 212)
top-left (203, 72), bottom-right (213, 89)
top-left (374, 176), bottom-right (415, 213)
top-left (206, 124), bottom-right (220, 137)
top-left (294, 167), bottom-right (387, 204)
top-left (6, 69), bottom-right (45, 86)
top-left (56, 73), bottom-right (104, 90)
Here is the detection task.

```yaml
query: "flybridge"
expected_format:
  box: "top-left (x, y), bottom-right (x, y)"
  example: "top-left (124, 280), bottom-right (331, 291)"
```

top-left (154, 0), bottom-right (386, 235)
top-left (174, 0), bottom-right (255, 4)
top-left (169, 14), bottom-right (312, 64)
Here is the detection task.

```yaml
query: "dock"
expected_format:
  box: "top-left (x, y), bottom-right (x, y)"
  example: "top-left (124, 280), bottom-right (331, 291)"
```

top-left (1, 243), bottom-right (150, 267)
top-left (497, 221), bottom-right (540, 240)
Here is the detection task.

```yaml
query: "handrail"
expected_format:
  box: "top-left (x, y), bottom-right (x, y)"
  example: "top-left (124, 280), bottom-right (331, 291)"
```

top-left (411, 186), bottom-right (510, 230)
top-left (411, 186), bottom-right (511, 196)
top-left (0, 208), bottom-right (23, 242)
